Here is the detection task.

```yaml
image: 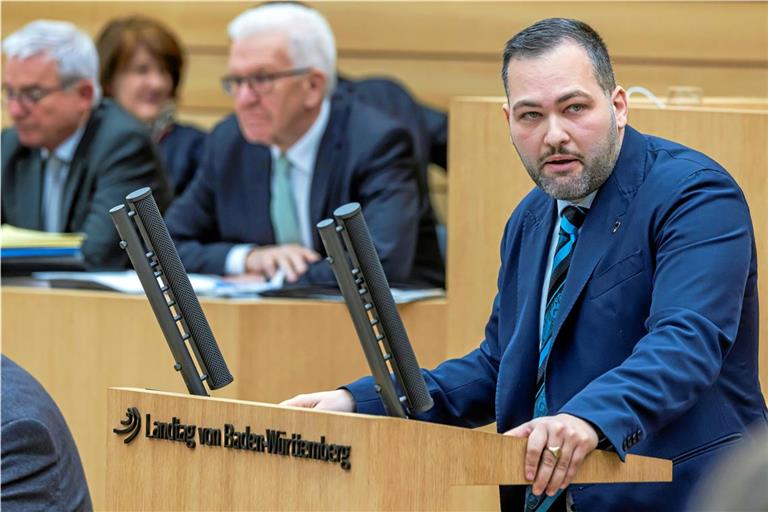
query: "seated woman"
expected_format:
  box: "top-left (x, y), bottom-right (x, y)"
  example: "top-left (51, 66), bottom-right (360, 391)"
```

top-left (96, 16), bottom-right (205, 196)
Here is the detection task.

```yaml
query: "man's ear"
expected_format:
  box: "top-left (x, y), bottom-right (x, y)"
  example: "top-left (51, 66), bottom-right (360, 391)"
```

top-left (502, 102), bottom-right (513, 133)
top-left (611, 86), bottom-right (628, 129)
top-left (304, 69), bottom-right (327, 108)
top-left (75, 79), bottom-right (95, 107)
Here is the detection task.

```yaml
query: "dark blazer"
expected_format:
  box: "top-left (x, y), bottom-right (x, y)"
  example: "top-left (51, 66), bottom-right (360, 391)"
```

top-left (166, 88), bottom-right (444, 287)
top-left (340, 76), bottom-right (448, 172)
top-left (1, 99), bottom-right (173, 269)
top-left (1, 355), bottom-right (92, 511)
top-left (158, 122), bottom-right (206, 197)
top-left (348, 126), bottom-right (768, 510)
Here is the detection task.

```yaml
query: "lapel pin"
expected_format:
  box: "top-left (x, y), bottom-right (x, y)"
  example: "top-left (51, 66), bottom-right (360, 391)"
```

top-left (612, 220), bottom-right (621, 233)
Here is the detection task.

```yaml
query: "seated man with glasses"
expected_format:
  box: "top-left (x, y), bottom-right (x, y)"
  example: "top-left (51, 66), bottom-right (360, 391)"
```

top-left (1, 20), bottom-right (172, 270)
top-left (165, 3), bottom-right (444, 287)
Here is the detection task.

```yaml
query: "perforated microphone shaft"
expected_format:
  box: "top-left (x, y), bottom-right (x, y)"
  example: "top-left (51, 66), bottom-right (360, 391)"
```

top-left (126, 188), bottom-right (233, 390)
top-left (334, 203), bottom-right (433, 413)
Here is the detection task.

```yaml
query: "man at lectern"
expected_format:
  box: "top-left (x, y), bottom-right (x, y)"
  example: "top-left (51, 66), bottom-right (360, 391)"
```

top-left (283, 18), bottom-right (768, 511)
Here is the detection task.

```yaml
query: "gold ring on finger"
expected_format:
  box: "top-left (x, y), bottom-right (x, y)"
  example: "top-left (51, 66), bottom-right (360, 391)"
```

top-left (546, 446), bottom-right (562, 459)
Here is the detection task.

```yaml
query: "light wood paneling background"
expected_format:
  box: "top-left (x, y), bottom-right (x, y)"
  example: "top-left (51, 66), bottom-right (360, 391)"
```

top-left (2, 1), bottom-right (767, 122)
top-left (3, 2), bottom-right (766, 222)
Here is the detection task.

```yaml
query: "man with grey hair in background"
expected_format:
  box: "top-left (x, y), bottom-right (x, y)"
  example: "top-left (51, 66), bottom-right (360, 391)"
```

top-left (165, 3), bottom-right (444, 287)
top-left (2, 20), bottom-right (171, 269)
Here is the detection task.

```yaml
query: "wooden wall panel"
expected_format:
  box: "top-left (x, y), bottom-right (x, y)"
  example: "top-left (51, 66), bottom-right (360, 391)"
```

top-left (3, 2), bottom-right (767, 61)
top-left (2, 1), bottom-right (766, 116)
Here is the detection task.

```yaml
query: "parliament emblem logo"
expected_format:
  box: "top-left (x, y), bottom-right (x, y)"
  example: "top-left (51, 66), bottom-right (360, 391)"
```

top-left (113, 407), bottom-right (142, 444)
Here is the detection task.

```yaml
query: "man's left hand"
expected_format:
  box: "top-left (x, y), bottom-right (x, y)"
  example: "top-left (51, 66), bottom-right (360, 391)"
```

top-left (504, 414), bottom-right (599, 497)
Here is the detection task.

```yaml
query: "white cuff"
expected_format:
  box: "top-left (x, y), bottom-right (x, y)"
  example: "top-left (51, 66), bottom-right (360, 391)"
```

top-left (224, 244), bottom-right (254, 275)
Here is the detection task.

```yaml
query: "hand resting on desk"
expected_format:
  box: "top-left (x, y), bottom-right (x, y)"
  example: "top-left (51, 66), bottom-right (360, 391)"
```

top-left (281, 389), bottom-right (356, 412)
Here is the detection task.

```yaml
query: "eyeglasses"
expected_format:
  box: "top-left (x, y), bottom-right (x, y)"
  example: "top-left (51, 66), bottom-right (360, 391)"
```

top-left (220, 68), bottom-right (310, 96)
top-left (2, 79), bottom-right (77, 109)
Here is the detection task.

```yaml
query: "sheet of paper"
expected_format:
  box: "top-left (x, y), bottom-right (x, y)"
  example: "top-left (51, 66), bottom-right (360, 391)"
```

top-left (32, 270), bottom-right (283, 297)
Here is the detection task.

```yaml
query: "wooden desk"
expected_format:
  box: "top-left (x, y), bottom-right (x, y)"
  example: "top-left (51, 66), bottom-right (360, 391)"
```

top-left (0, 287), bottom-right (446, 509)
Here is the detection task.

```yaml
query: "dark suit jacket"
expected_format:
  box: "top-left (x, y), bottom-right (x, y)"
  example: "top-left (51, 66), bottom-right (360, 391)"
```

top-left (1, 355), bottom-right (92, 511)
top-left (348, 126), bottom-right (768, 510)
top-left (166, 88), bottom-right (444, 287)
top-left (1, 99), bottom-right (173, 269)
top-left (340, 76), bottom-right (448, 172)
top-left (158, 122), bottom-right (206, 197)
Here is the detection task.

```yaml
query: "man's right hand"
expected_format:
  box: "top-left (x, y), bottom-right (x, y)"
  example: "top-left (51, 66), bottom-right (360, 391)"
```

top-left (245, 244), bottom-right (321, 282)
top-left (280, 389), bottom-right (356, 412)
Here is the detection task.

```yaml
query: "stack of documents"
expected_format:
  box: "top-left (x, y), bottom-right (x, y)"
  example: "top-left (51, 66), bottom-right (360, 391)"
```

top-left (1, 225), bottom-right (85, 258)
top-left (1, 225), bottom-right (86, 275)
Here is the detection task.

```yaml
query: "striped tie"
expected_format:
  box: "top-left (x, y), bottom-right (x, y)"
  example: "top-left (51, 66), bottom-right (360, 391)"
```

top-left (525, 205), bottom-right (587, 512)
top-left (270, 153), bottom-right (302, 245)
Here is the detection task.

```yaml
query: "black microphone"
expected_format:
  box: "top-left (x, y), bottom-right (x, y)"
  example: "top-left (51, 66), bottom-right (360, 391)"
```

top-left (318, 203), bottom-right (433, 417)
top-left (110, 187), bottom-right (233, 396)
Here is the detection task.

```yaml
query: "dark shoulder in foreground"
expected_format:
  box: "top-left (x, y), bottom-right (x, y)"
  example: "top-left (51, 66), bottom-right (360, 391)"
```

top-left (1, 355), bottom-right (92, 511)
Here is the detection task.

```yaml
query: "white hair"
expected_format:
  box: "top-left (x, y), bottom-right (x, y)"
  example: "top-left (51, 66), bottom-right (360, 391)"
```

top-left (2, 20), bottom-right (102, 104)
top-left (228, 4), bottom-right (337, 96)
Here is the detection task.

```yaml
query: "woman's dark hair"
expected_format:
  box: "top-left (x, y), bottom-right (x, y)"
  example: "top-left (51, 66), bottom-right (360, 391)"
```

top-left (96, 16), bottom-right (184, 98)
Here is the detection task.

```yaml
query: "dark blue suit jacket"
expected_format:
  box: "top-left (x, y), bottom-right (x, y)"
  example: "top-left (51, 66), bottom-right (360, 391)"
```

top-left (1, 356), bottom-right (92, 511)
top-left (348, 126), bottom-right (767, 510)
top-left (165, 88), bottom-right (444, 287)
top-left (158, 122), bottom-right (206, 197)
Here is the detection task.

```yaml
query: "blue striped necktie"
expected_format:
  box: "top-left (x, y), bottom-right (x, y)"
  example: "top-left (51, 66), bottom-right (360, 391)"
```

top-left (525, 205), bottom-right (587, 512)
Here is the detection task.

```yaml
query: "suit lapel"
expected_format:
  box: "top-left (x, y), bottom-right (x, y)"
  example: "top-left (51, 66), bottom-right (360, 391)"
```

top-left (497, 196), bottom-right (556, 430)
top-left (309, 94), bottom-right (348, 249)
top-left (59, 157), bottom-right (87, 231)
top-left (243, 143), bottom-right (274, 243)
top-left (548, 126), bottom-right (647, 346)
top-left (16, 151), bottom-right (45, 228)
top-left (59, 109), bottom-right (99, 231)
top-left (519, 199), bottom-right (558, 344)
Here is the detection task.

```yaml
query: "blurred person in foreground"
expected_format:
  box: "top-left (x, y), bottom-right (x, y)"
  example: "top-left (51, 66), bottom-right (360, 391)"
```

top-left (687, 423), bottom-right (768, 512)
top-left (1, 20), bottom-right (171, 269)
top-left (165, 3), bottom-right (443, 286)
top-left (96, 15), bottom-right (206, 197)
top-left (1, 355), bottom-right (92, 511)
top-left (283, 18), bottom-right (767, 511)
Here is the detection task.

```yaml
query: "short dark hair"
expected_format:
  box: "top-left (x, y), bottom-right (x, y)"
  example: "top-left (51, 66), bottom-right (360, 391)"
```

top-left (96, 16), bottom-right (184, 98)
top-left (501, 18), bottom-right (616, 98)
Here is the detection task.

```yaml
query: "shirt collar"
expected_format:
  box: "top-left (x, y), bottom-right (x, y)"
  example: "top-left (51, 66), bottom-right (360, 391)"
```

top-left (270, 99), bottom-right (331, 176)
top-left (556, 189), bottom-right (598, 216)
top-left (40, 123), bottom-right (87, 164)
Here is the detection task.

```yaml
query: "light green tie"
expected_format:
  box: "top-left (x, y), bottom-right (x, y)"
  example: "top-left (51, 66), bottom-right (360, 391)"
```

top-left (270, 153), bottom-right (301, 245)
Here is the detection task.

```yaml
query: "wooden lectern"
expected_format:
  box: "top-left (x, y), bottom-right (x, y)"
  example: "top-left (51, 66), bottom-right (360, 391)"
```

top-left (106, 388), bottom-right (671, 510)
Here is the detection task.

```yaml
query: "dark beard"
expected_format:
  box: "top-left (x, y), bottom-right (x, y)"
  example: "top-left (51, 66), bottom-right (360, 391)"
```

top-left (517, 113), bottom-right (620, 201)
